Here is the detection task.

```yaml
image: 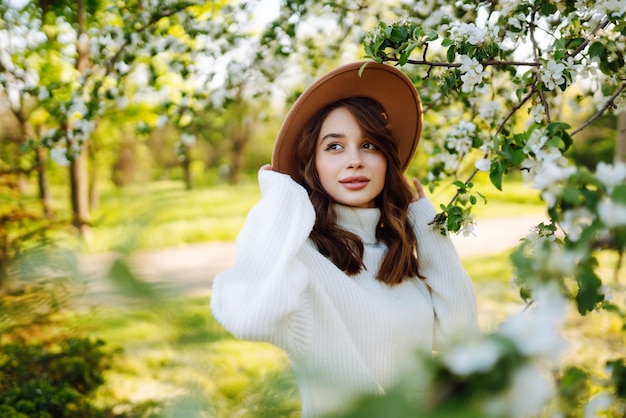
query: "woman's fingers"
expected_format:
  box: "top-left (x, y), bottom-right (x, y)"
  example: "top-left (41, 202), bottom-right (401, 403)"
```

top-left (412, 178), bottom-right (425, 201)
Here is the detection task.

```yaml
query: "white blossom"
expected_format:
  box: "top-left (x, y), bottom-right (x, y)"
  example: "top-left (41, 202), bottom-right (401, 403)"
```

top-left (37, 87), bottom-right (50, 100)
top-left (50, 146), bottom-right (70, 167)
top-left (450, 22), bottom-right (488, 45)
top-left (597, 199), bottom-right (626, 228)
top-left (446, 135), bottom-right (472, 154)
top-left (441, 338), bottom-right (502, 376)
top-left (599, 285), bottom-right (613, 302)
top-left (67, 98), bottom-right (88, 123)
top-left (459, 55), bottom-right (488, 92)
top-left (524, 224), bottom-right (557, 244)
top-left (506, 365), bottom-right (554, 418)
top-left (156, 115), bottom-right (169, 129)
top-left (544, 247), bottom-right (580, 277)
top-left (180, 133), bottom-right (196, 146)
top-left (532, 162), bottom-right (576, 208)
top-left (525, 129), bottom-right (549, 155)
top-left (478, 101), bottom-right (501, 123)
top-left (561, 208), bottom-right (594, 241)
top-left (498, 284), bottom-right (568, 362)
top-left (584, 393), bottom-right (615, 418)
top-left (475, 158), bottom-right (491, 172)
top-left (456, 213), bottom-right (476, 237)
top-left (596, 0), bottom-right (626, 17)
top-left (507, 13), bottom-right (526, 30)
top-left (541, 59), bottom-right (566, 90)
top-left (596, 161), bottom-right (626, 193)
top-left (429, 152), bottom-right (461, 174)
top-left (531, 103), bottom-right (545, 124)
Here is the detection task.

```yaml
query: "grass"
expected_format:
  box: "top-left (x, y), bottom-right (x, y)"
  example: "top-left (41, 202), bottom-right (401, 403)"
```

top-left (86, 180), bottom-right (261, 253)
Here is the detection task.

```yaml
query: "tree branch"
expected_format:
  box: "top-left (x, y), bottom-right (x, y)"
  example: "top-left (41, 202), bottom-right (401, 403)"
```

top-left (529, 9), bottom-right (551, 123)
top-left (428, 83), bottom-right (539, 225)
top-left (569, 17), bottom-right (610, 58)
top-left (383, 57), bottom-right (540, 68)
top-left (571, 81), bottom-right (626, 137)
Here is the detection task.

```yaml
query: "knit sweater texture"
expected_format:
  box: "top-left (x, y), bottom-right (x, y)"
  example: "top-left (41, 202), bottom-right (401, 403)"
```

top-left (210, 170), bottom-right (478, 418)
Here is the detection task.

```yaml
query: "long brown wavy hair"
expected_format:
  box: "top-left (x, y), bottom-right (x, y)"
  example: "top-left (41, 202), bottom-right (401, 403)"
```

top-left (296, 96), bottom-right (423, 285)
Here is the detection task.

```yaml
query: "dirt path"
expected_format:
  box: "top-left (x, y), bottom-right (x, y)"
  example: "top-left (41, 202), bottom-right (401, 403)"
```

top-left (76, 214), bottom-right (546, 306)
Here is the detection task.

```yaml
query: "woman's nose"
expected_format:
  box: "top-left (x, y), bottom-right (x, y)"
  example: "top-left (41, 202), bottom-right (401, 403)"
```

top-left (346, 148), bottom-right (363, 168)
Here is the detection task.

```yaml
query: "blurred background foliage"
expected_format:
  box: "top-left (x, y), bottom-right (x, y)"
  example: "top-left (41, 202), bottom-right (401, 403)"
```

top-left (0, 0), bottom-right (624, 416)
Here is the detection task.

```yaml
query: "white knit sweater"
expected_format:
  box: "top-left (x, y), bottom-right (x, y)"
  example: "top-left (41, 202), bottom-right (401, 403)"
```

top-left (211, 170), bottom-right (478, 418)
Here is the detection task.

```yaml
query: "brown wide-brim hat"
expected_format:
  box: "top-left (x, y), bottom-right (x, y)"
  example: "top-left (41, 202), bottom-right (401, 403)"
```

top-left (271, 61), bottom-right (422, 185)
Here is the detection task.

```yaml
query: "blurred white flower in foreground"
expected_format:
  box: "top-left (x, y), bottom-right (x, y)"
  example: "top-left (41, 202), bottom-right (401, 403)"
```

top-left (441, 338), bottom-right (502, 376)
top-left (584, 393), bottom-right (614, 418)
top-left (498, 284), bottom-right (568, 362)
top-left (485, 364), bottom-right (554, 418)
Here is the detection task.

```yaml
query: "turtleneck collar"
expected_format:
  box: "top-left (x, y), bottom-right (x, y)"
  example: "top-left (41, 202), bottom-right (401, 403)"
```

top-left (334, 204), bottom-right (381, 245)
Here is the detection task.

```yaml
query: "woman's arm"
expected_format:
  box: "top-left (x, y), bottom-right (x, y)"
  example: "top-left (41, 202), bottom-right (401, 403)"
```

top-left (408, 178), bottom-right (480, 346)
top-left (211, 167), bottom-right (315, 355)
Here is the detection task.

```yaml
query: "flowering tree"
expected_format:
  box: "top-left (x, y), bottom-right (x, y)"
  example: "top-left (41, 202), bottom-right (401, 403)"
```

top-left (0, 0), bottom-right (265, 235)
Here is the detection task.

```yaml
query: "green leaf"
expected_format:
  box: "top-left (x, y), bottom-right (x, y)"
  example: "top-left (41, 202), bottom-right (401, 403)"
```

top-left (589, 41), bottom-right (605, 59)
top-left (446, 46), bottom-right (456, 63)
top-left (540, 1), bottom-right (557, 15)
top-left (562, 185), bottom-right (580, 205)
top-left (575, 263), bottom-right (603, 315)
top-left (390, 27), bottom-right (403, 42)
top-left (490, 161), bottom-right (504, 191)
top-left (510, 148), bottom-right (526, 166)
top-left (425, 30), bottom-right (438, 42)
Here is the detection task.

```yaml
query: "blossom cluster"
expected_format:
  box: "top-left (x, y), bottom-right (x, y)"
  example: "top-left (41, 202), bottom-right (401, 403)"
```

top-left (403, 284), bottom-right (569, 418)
top-left (520, 129), bottom-right (571, 208)
top-left (427, 120), bottom-right (478, 178)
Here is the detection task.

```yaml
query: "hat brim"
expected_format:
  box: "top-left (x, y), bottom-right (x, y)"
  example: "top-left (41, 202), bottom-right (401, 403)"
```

top-left (272, 61), bottom-right (422, 185)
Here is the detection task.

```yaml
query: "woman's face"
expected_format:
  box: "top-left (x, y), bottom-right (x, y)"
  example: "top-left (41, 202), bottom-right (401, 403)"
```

top-left (315, 107), bottom-right (387, 208)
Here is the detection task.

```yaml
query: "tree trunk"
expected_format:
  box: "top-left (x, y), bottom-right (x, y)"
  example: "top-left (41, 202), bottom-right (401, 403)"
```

top-left (617, 112), bottom-right (626, 163)
top-left (88, 135), bottom-right (99, 210)
top-left (69, 146), bottom-right (91, 238)
top-left (35, 146), bottom-right (54, 218)
top-left (182, 149), bottom-right (192, 190)
top-left (69, 0), bottom-right (91, 239)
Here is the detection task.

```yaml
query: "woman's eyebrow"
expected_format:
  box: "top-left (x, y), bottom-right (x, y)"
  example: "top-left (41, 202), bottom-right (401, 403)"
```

top-left (319, 132), bottom-right (345, 143)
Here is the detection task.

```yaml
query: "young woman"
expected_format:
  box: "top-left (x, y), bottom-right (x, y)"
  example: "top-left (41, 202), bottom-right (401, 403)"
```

top-left (210, 62), bottom-right (478, 418)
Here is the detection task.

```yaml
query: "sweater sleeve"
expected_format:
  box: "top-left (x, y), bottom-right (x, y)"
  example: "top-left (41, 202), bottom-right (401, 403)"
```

top-left (408, 199), bottom-right (480, 347)
top-left (210, 170), bottom-right (315, 356)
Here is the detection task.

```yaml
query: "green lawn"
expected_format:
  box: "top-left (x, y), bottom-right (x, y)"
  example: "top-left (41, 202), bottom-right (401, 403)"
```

top-left (86, 180), bottom-right (261, 253)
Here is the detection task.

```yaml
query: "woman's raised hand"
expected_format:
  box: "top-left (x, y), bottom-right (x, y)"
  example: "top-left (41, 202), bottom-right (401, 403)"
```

top-left (410, 177), bottom-right (425, 202)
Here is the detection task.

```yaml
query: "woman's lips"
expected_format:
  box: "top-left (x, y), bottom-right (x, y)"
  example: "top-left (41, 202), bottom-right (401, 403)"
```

top-left (339, 176), bottom-right (369, 190)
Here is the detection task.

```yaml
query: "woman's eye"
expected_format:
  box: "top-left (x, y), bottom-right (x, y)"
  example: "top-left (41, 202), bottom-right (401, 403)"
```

top-left (325, 143), bottom-right (343, 151)
top-left (362, 142), bottom-right (377, 150)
